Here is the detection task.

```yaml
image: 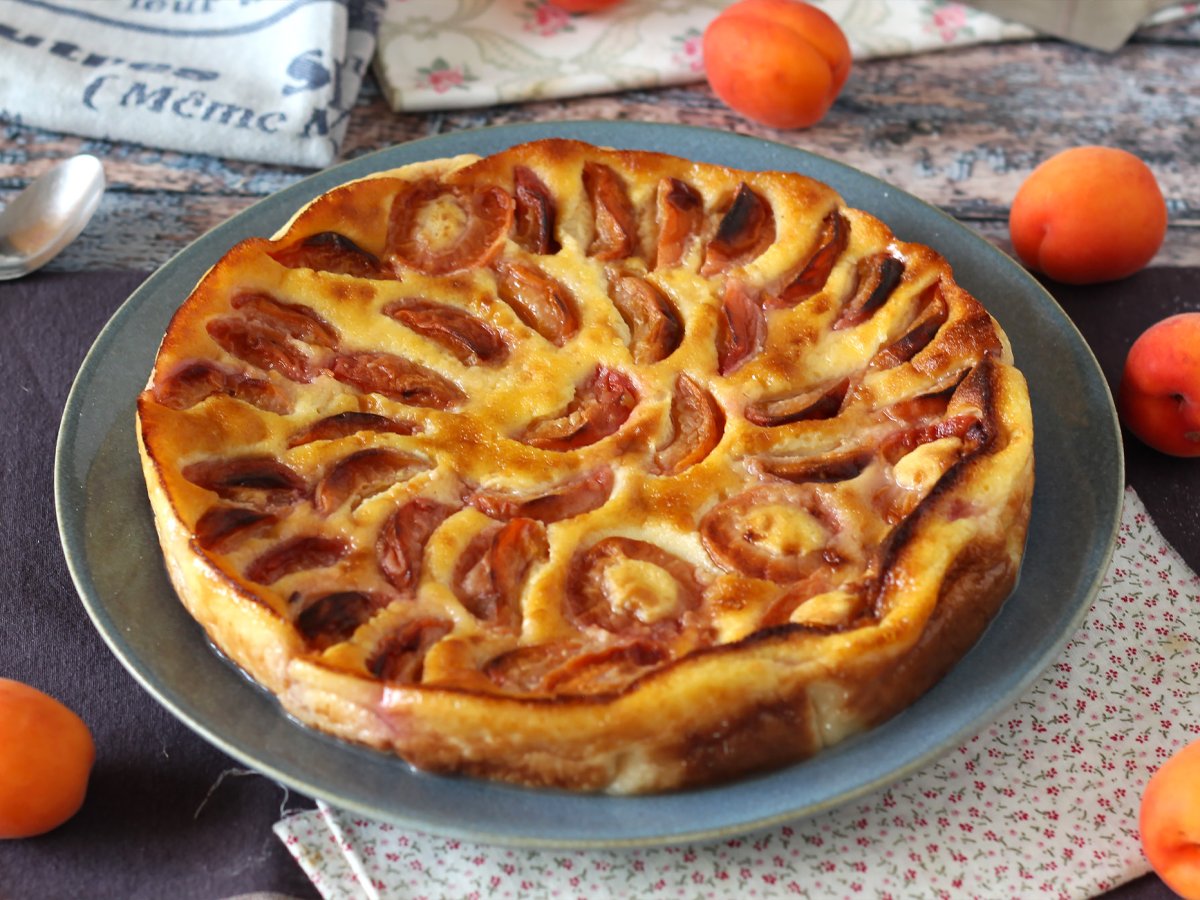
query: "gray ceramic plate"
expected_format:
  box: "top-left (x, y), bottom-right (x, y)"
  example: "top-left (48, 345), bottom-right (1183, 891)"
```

top-left (55, 122), bottom-right (1122, 848)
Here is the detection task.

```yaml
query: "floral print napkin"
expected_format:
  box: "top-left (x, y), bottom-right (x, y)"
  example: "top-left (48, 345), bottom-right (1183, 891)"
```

top-left (373, 0), bottom-right (1192, 113)
top-left (275, 487), bottom-right (1200, 899)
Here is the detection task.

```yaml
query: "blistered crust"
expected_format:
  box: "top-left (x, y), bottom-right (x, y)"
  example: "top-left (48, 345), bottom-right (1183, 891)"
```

top-left (136, 139), bottom-right (1034, 793)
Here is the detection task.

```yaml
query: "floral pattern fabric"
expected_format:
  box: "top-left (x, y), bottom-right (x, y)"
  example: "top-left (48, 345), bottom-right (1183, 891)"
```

top-left (373, 0), bottom-right (1189, 112)
top-left (275, 487), bottom-right (1200, 899)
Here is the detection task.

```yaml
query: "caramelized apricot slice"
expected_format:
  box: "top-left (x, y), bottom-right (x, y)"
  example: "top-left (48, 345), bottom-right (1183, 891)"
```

top-left (207, 317), bottom-right (316, 383)
top-left (565, 537), bottom-right (702, 637)
top-left (384, 298), bottom-right (509, 366)
top-left (330, 351), bottom-right (466, 409)
top-left (386, 178), bottom-right (514, 276)
top-left (583, 162), bottom-right (639, 261)
top-left (880, 413), bottom-right (985, 465)
top-left (512, 165), bottom-right (560, 255)
top-left (376, 498), bottom-right (455, 591)
top-left (231, 292), bottom-right (339, 348)
top-left (367, 618), bottom-right (453, 683)
top-left (544, 642), bottom-right (667, 695)
top-left (716, 280), bottom-right (766, 376)
top-left (771, 210), bottom-right (849, 307)
top-left (701, 183), bottom-right (775, 276)
top-left (834, 253), bottom-right (906, 330)
top-left (762, 578), bottom-right (869, 631)
top-left (653, 374), bottom-right (724, 476)
top-left (294, 591), bottom-right (387, 651)
top-left (485, 639), bottom-right (666, 696)
top-left (287, 411), bottom-right (419, 448)
top-left (454, 518), bottom-right (548, 631)
top-left (314, 448), bottom-right (430, 515)
top-left (194, 506), bottom-right (278, 552)
top-left (609, 274), bottom-right (683, 364)
top-left (744, 377), bottom-right (850, 427)
top-left (182, 456), bottom-right (306, 508)
top-left (492, 259), bottom-right (579, 347)
top-left (654, 177), bottom-right (704, 269)
top-left (470, 467), bottom-right (614, 523)
top-left (752, 447), bottom-right (873, 484)
top-left (870, 290), bottom-right (949, 369)
top-left (153, 361), bottom-right (290, 415)
top-left (519, 366), bottom-right (637, 451)
top-left (484, 641), bottom-right (582, 693)
top-left (881, 381), bottom-right (957, 426)
top-left (245, 535), bottom-right (349, 585)
top-left (700, 484), bottom-right (838, 583)
top-left (271, 231), bottom-right (390, 279)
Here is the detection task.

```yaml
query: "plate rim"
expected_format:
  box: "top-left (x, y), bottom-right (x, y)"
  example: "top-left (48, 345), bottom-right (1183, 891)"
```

top-left (54, 120), bottom-right (1124, 848)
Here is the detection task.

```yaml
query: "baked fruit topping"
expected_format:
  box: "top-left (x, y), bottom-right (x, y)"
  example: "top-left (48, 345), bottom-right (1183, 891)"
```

top-left (137, 139), bottom-right (1034, 793)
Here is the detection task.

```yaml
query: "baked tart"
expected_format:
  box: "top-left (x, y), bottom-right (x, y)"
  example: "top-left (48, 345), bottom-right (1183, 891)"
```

top-left (136, 139), bottom-right (1034, 793)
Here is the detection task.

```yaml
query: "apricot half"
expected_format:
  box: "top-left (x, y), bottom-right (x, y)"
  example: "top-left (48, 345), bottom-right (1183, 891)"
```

top-left (1009, 147), bottom-right (1167, 284)
top-left (1141, 739), bottom-right (1200, 899)
top-left (703, 0), bottom-right (852, 130)
top-left (0, 679), bottom-right (95, 838)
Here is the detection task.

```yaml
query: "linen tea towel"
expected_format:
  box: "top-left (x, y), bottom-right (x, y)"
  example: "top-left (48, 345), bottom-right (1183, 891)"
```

top-left (0, 0), bottom-right (381, 168)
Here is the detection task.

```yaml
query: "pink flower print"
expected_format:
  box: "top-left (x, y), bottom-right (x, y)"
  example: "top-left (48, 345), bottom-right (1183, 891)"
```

top-left (924, 2), bottom-right (974, 43)
top-left (522, 2), bottom-right (574, 38)
top-left (416, 58), bottom-right (476, 94)
top-left (671, 28), bottom-right (705, 73)
top-left (428, 68), bottom-right (463, 93)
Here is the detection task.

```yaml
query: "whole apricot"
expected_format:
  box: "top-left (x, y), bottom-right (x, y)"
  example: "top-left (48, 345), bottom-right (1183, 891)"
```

top-left (1140, 739), bottom-right (1200, 899)
top-left (1118, 313), bottom-right (1200, 457)
top-left (703, 0), bottom-right (852, 130)
top-left (0, 678), bottom-right (95, 839)
top-left (1009, 147), bottom-right (1167, 284)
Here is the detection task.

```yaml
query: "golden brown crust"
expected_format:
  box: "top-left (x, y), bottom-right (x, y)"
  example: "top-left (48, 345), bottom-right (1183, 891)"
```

top-left (136, 139), bottom-right (1034, 793)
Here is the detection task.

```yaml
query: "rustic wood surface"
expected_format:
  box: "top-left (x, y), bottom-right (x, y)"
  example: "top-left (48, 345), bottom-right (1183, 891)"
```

top-left (2, 15), bottom-right (1198, 275)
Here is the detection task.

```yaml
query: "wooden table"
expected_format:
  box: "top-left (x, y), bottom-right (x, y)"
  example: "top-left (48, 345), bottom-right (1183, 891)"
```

top-left (2, 15), bottom-right (1196, 900)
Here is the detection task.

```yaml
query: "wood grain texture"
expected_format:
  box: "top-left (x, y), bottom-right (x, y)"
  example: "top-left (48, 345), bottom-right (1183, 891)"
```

top-left (2, 18), bottom-right (1197, 272)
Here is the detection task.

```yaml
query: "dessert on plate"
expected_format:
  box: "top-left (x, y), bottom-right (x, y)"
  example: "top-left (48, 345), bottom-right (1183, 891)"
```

top-left (136, 139), bottom-right (1034, 793)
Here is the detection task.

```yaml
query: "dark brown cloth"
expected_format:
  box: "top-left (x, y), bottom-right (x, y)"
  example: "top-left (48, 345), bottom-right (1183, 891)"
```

top-left (0, 269), bottom-right (1194, 899)
top-left (1051, 271), bottom-right (1200, 564)
top-left (0, 272), bottom-right (317, 900)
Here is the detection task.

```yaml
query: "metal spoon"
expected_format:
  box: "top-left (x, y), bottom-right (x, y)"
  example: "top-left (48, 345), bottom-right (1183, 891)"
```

top-left (0, 155), bottom-right (106, 280)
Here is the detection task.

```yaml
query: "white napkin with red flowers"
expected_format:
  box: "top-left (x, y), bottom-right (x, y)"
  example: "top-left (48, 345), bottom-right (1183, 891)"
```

top-left (274, 487), bottom-right (1200, 900)
top-left (372, 0), bottom-right (1196, 114)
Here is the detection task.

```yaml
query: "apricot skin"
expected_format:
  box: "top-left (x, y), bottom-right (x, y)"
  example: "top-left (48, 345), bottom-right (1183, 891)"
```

top-left (1118, 313), bottom-right (1200, 458)
top-left (1009, 147), bottom-right (1167, 284)
top-left (0, 679), bottom-right (95, 839)
top-left (1140, 739), bottom-right (1200, 899)
top-left (703, 0), bottom-right (851, 130)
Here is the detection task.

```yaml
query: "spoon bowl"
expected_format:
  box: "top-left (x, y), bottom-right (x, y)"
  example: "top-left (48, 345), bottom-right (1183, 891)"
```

top-left (0, 155), bottom-right (106, 280)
